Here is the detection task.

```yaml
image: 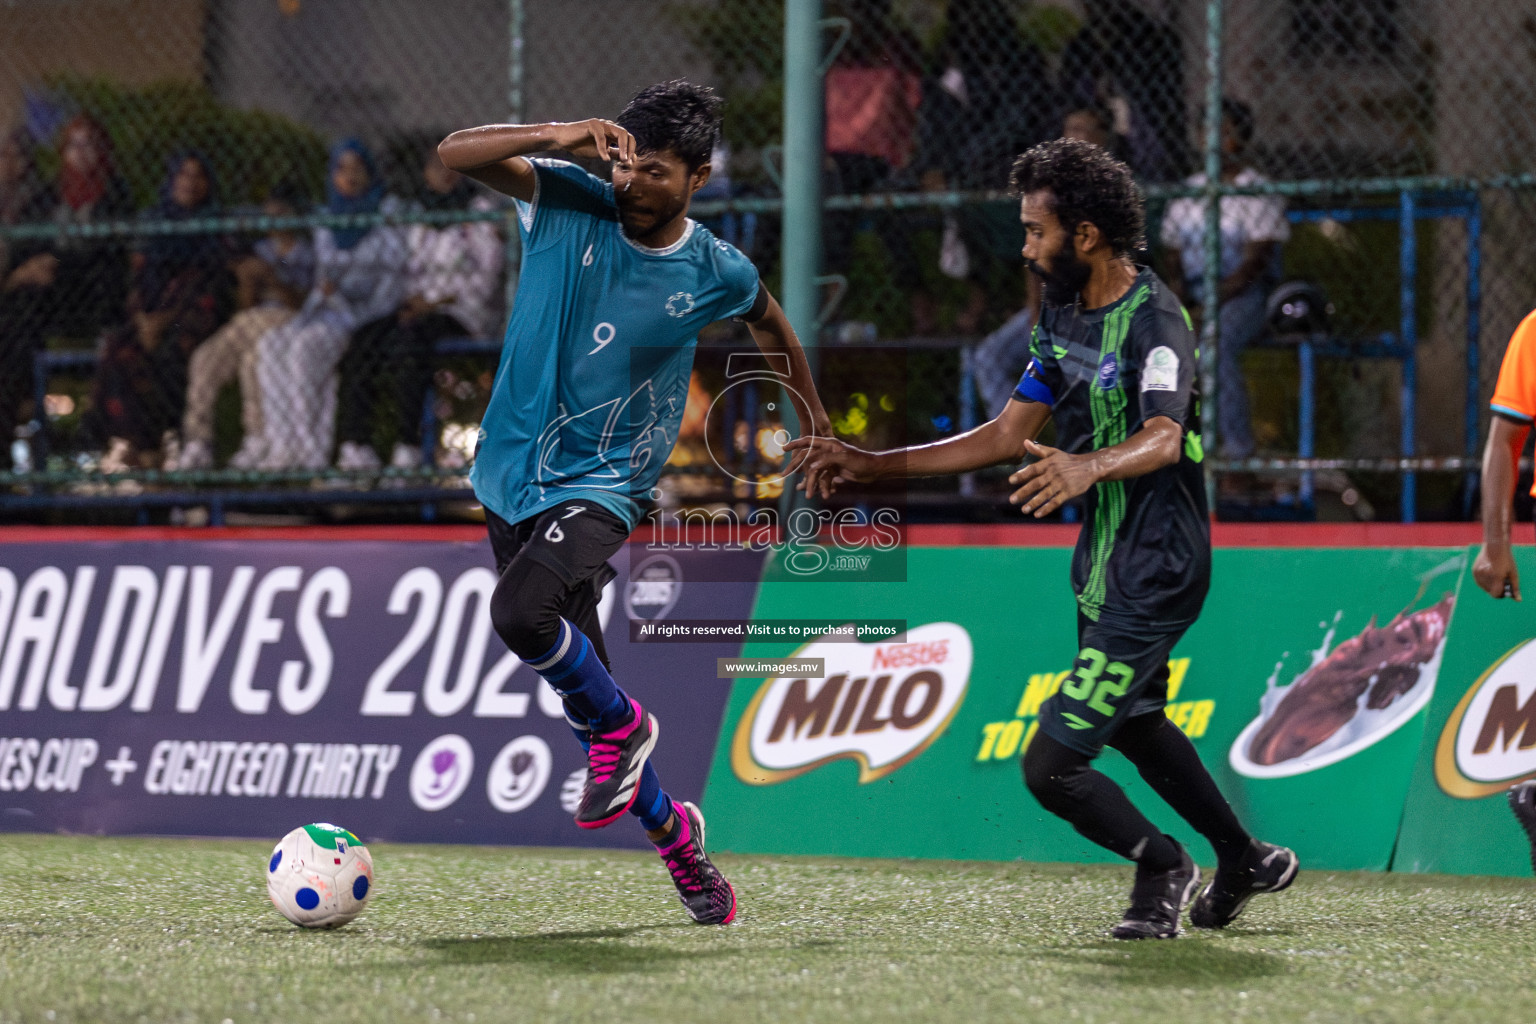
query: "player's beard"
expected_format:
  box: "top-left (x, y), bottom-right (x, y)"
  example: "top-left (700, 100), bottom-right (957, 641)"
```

top-left (1027, 239), bottom-right (1092, 307)
top-left (618, 190), bottom-right (687, 244)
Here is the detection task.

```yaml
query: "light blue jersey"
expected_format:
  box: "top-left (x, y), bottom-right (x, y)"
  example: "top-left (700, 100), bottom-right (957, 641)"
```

top-left (472, 159), bottom-right (760, 529)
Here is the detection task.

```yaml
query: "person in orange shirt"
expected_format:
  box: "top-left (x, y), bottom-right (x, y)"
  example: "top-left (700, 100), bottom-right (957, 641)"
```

top-left (1474, 310), bottom-right (1536, 600)
top-left (1477, 311), bottom-right (1536, 871)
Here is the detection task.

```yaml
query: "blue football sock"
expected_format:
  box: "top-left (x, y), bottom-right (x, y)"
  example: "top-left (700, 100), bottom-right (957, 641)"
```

top-left (526, 618), bottom-right (627, 729)
top-left (563, 700), bottom-right (671, 833)
top-left (633, 765), bottom-right (672, 833)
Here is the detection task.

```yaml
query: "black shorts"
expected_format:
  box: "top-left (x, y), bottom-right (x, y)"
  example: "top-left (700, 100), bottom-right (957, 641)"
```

top-left (486, 501), bottom-right (630, 594)
top-left (1036, 613), bottom-right (1187, 757)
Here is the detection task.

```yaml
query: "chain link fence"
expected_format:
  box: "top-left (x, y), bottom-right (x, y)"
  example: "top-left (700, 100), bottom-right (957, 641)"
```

top-left (0, 0), bottom-right (1531, 523)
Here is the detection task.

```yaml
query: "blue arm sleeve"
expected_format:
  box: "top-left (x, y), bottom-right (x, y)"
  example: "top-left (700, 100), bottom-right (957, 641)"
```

top-left (1012, 358), bottom-right (1056, 406)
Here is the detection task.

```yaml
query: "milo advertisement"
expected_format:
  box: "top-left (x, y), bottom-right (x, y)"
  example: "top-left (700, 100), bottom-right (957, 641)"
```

top-left (1394, 545), bottom-right (1536, 877)
top-left (704, 543), bottom-right (1470, 871)
top-left (1204, 548), bottom-right (1464, 870)
top-left (705, 545), bottom-right (1130, 865)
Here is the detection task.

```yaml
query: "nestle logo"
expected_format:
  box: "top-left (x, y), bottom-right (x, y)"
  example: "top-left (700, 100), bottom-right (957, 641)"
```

top-left (871, 640), bottom-right (948, 671)
top-left (732, 623), bottom-right (972, 784)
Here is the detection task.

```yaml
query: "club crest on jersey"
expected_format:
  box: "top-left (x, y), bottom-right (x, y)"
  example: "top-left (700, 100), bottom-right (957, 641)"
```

top-left (1096, 353), bottom-right (1119, 390)
top-left (666, 292), bottom-right (696, 317)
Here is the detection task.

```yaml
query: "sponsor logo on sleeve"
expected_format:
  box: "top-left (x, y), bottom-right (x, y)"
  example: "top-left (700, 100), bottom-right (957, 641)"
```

top-left (1142, 346), bottom-right (1179, 392)
top-left (731, 622), bottom-right (972, 785)
top-left (1436, 638), bottom-right (1536, 798)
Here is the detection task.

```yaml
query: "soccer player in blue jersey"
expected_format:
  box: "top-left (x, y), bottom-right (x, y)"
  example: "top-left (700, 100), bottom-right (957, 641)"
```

top-left (439, 82), bottom-right (831, 925)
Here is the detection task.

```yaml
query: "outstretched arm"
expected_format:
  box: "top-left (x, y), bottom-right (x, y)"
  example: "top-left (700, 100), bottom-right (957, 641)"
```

top-left (744, 289), bottom-right (832, 436)
top-left (1007, 415), bottom-right (1181, 518)
top-left (1473, 414), bottom-right (1528, 599)
top-left (785, 397), bottom-right (1052, 498)
top-left (437, 120), bottom-right (638, 202)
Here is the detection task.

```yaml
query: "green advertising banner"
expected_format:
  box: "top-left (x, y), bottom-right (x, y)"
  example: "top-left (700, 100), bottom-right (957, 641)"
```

top-left (1394, 546), bottom-right (1536, 877)
top-left (703, 544), bottom-right (1469, 871)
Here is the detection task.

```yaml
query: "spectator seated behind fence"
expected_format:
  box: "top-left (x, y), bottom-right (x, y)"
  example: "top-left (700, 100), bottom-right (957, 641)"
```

top-left (248, 138), bottom-right (406, 472)
top-left (86, 150), bottom-right (233, 471)
top-left (0, 115), bottom-right (132, 465)
top-left (823, 0), bottom-right (927, 329)
top-left (0, 125), bottom-right (51, 468)
top-left (1158, 98), bottom-right (1288, 463)
top-left (911, 0), bottom-right (1055, 335)
top-left (1059, 0), bottom-right (1188, 183)
top-left (1062, 103), bottom-right (1128, 165)
top-left (914, 0), bottom-right (1054, 191)
top-left (333, 143), bottom-right (502, 475)
top-left (170, 184), bottom-right (316, 471)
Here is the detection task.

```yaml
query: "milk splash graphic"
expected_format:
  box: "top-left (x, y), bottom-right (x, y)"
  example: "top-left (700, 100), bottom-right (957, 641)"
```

top-left (1230, 556), bottom-right (1463, 779)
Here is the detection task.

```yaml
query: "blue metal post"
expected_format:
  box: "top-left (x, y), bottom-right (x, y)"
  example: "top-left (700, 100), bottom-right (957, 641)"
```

top-left (1399, 190), bottom-right (1417, 522)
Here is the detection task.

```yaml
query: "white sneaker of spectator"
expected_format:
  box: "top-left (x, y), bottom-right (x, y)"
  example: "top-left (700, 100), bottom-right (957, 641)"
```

top-left (172, 439), bottom-right (213, 472)
top-left (390, 443), bottom-right (423, 472)
top-left (376, 442), bottom-right (423, 490)
top-left (228, 436), bottom-right (268, 471)
top-left (98, 438), bottom-right (144, 495)
top-left (99, 438), bottom-right (134, 475)
top-left (336, 441), bottom-right (383, 473)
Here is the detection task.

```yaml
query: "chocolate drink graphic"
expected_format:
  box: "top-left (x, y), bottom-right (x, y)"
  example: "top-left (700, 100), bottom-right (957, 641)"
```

top-left (1247, 593), bottom-right (1455, 766)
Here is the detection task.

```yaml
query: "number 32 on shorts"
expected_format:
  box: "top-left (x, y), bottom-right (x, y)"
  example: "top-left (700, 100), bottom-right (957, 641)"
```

top-left (1061, 648), bottom-right (1134, 717)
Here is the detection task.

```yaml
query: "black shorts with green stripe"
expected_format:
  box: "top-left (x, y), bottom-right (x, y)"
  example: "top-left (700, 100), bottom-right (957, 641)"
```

top-left (1036, 613), bottom-right (1187, 757)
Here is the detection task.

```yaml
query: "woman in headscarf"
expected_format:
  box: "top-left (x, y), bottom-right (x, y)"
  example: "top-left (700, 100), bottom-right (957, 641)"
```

top-left (0, 126), bottom-right (51, 465)
top-left (45, 114), bottom-right (136, 337)
top-left (0, 126), bottom-right (48, 275)
top-left (0, 116), bottom-right (133, 467)
top-left (88, 150), bottom-right (233, 467)
top-left (332, 140), bottom-right (501, 475)
top-left (249, 137), bottom-right (407, 471)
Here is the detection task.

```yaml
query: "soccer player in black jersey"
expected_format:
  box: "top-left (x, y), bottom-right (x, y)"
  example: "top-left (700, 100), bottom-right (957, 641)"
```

top-left (789, 138), bottom-right (1296, 939)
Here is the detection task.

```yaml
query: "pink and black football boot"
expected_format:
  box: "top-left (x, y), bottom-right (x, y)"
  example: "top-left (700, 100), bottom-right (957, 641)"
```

top-left (573, 697), bottom-right (658, 829)
top-left (656, 800), bottom-right (737, 925)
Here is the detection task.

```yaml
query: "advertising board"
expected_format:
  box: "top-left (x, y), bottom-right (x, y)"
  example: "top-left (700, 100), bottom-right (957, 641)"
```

top-left (0, 531), bottom-right (759, 848)
top-left (704, 543), bottom-right (1469, 871)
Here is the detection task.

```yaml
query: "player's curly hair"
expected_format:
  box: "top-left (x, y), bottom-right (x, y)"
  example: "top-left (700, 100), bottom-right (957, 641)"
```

top-left (1009, 138), bottom-right (1145, 258)
top-left (616, 80), bottom-right (722, 171)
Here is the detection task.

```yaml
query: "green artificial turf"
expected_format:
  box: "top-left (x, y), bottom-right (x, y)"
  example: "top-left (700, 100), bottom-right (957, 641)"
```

top-left (2, 833), bottom-right (1534, 1024)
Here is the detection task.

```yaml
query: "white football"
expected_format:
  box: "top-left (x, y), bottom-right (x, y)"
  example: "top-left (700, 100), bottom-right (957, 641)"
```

top-left (265, 823), bottom-right (374, 929)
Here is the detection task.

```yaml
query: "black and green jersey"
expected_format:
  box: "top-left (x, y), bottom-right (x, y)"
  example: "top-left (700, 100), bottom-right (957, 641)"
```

top-left (1012, 267), bottom-right (1210, 631)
